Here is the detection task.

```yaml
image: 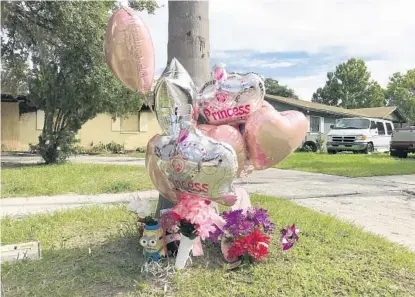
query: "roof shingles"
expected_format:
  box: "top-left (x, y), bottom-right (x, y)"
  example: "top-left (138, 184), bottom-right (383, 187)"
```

top-left (265, 94), bottom-right (406, 122)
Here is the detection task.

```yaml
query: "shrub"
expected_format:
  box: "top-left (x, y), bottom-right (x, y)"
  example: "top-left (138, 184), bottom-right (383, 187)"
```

top-left (28, 143), bottom-right (40, 154)
top-left (105, 141), bottom-right (124, 154)
top-left (296, 143), bottom-right (314, 153)
top-left (136, 147), bottom-right (146, 153)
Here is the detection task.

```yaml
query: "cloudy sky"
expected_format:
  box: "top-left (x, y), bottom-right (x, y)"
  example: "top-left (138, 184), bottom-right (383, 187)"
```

top-left (137, 0), bottom-right (415, 100)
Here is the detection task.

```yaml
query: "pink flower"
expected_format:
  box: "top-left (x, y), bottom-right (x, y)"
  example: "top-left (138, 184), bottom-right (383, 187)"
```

top-left (172, 193), bottom-right (225, 240)
top-left (280, 224), bottom-right (299, 251)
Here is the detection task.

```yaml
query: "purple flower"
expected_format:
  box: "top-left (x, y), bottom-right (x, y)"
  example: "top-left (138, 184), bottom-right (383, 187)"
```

top-left (280, 224), bottom-right (299, 251)
top-left (209, 226), bottom-right (224, 243)
top-left (222, 209), bottom-right (254, 237)
top-left (248, 208), bottom-right (275, 233)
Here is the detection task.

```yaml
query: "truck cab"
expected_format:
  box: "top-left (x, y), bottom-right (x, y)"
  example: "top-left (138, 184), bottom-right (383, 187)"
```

top-left (326, 117), bottom-right (394, 154)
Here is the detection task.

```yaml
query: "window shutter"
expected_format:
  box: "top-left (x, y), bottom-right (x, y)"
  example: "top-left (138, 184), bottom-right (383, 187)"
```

top-left (306, 115), bottom-right (310, 133)
top-left (36, 110), bottom-right (45, 130)
top-left (320, 117), bottom-right (324, 133)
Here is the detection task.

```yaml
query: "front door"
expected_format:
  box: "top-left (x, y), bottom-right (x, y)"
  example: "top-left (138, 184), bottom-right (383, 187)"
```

top-left (374, 121), bottom-right (389, 151)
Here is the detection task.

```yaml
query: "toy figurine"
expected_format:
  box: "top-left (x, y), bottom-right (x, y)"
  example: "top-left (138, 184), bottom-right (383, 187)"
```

top-left (139, 223), bottom-right (166, 261)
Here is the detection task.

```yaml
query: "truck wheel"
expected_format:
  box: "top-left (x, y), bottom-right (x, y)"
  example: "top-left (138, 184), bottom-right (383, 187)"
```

top-left (397, 150), bottom-right (408, 158)
top-left (353, 151), bottom-right (360, 154)
top-left (304, 141), bottom-right (317, 152)
top-left (364, 143), bottom-right (374, 155)
top-left (328, 150), bottom-right (337, 155)
top-left (390, 150), bottom-right (398, 157)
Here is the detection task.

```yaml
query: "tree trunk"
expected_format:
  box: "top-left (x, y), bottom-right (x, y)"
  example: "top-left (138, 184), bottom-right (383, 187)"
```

top-left (155, 0), bottom-right (210, 218)
top-left (167, 0), bottom-right (210, 90)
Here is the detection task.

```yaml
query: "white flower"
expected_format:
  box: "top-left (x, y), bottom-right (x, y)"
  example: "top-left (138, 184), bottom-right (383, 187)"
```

top-left (127, 198), bottom-right (155, 218)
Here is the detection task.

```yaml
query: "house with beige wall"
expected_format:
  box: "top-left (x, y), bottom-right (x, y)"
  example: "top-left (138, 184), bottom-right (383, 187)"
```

top-left (2, 93), bottom-right (408, 153)
top-left (1, 94), bottom-right (161, 152)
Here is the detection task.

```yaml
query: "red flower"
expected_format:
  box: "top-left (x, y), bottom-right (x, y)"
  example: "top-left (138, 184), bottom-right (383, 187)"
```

top-left (171, 211), bottom-right (181, 221)
top-left (227, 229), bottom-right (270, 262)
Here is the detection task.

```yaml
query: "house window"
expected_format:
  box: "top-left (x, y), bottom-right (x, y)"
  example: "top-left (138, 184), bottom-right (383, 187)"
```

top-left (120, 113), bottom-right (140, 133)
top-left (310, 116), bottom-right (320, 133)
top-left (385, 123), bottom-right (393, 135)
top-left (376, 122), bottom-right (385, 135)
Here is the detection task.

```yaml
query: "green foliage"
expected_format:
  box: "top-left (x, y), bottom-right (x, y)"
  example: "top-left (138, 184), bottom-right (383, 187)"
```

top-left (28, 143), bottom-right (40, 154)
top-left (312, 58), bottom-right (386, 108)
top-left (142, 216), bottom-right (159, 226)
top-left (264, 78), bottom-right (299, 99)
top-left (136, 146), bottom-right (147, 153)
top-left (1, 1), bottom-right (156, 163)
top-left (296, 144), bottom-right (314, 153)
top-left (179, 219), bottom-right (198, 239)
top-left (1, 163), bottom-right (153, 198)
top-left (386, 69), bottom-right (415, 124)
top-left (105, 141), bottom-right (125, 153)
top-left (315, 135), bottom-right (326, 152)
top-left (277, 153), bottom-right (415, 177)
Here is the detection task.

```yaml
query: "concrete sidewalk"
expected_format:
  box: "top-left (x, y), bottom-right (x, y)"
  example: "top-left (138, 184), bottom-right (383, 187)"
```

top-left (1, 190), bottom-right (159, 218)
top-left (1, 154), bottom-right (146, 167)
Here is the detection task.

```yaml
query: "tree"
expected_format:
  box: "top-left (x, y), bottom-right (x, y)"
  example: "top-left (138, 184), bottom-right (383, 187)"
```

top-left (1, 1), bottom-right (157, 163)
top-left (312, 58), bottom-right (386, 108)
top-left (386, 69), bottom-right (415, 124)
top-left (155, 0), bottom-right (210, 217)
top-left (264, 78), bottom-right (299, 99)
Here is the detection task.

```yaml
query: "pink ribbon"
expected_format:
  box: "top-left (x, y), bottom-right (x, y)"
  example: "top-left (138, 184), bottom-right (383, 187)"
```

top-left (192, 237), bottom-right (204, 256)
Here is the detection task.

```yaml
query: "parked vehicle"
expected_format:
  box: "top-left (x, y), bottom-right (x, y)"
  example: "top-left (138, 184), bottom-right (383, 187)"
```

top-left (390, 126), bottom-right (415, 158)
top-left (326, 117), bottom-right (394, 154)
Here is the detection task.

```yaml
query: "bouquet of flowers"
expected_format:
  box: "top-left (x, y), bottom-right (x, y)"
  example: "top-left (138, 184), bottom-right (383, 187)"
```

top-left (159, 193), bottom-right (226, 269)
top-left (210, 207), bottom-right (276, 263)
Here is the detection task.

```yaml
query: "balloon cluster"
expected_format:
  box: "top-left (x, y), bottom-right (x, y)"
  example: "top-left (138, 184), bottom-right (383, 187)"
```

top-left (104, 8), bottom-right (306, 269)
top-left (147, 60), bottom-right (308, 207)
top-left (103, 8), bottom-right (308, 207)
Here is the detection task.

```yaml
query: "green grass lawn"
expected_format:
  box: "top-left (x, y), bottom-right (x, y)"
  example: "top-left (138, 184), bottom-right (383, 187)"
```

top-left (1, 194), bottom-right (414, 297)
top-left (1, 164), bottom-right (154, 198)
top-left (277, 153), bottom-right (415, 177)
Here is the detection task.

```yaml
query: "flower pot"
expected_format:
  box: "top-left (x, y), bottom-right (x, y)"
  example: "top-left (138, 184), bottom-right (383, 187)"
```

top-left (175, 235), bottom-right (194, 270)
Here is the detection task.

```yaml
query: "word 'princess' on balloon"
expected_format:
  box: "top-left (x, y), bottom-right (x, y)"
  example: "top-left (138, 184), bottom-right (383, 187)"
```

top-left (196, 64), bottom-right (265, 125)
top-left (152, 119), bottom-right (239, 206)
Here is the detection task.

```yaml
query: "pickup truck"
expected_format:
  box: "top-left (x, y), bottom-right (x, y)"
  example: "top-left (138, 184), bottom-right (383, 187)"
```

top-left (390, 126), bottom-right (415, 158)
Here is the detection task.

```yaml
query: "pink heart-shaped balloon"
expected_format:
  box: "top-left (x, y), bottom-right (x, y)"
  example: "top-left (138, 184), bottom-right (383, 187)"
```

top-left (198, 124), bottom-right (246, 177)
top-left (197, 73), bottom-right (265, 125)
top-left (145, 135), bottom-right (178, 203)
top-left (244, 106), bottom-right (308, 170)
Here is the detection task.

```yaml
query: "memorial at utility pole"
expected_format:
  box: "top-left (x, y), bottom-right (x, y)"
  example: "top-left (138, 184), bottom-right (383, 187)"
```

top-left (104, 2), bottom-right (305, 270)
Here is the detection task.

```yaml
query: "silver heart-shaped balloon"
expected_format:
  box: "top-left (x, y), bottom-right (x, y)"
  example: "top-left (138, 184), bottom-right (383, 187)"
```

top-left (153, 120), bottom-right (239, 206)
top-left (153, 58), bottom-right (197, 137)
top-left (196, 64), bottom-right (265, 126)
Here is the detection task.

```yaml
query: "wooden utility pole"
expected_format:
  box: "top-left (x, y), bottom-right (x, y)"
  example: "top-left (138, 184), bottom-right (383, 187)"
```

top-left (155, 0), bottom-right (210, 217)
